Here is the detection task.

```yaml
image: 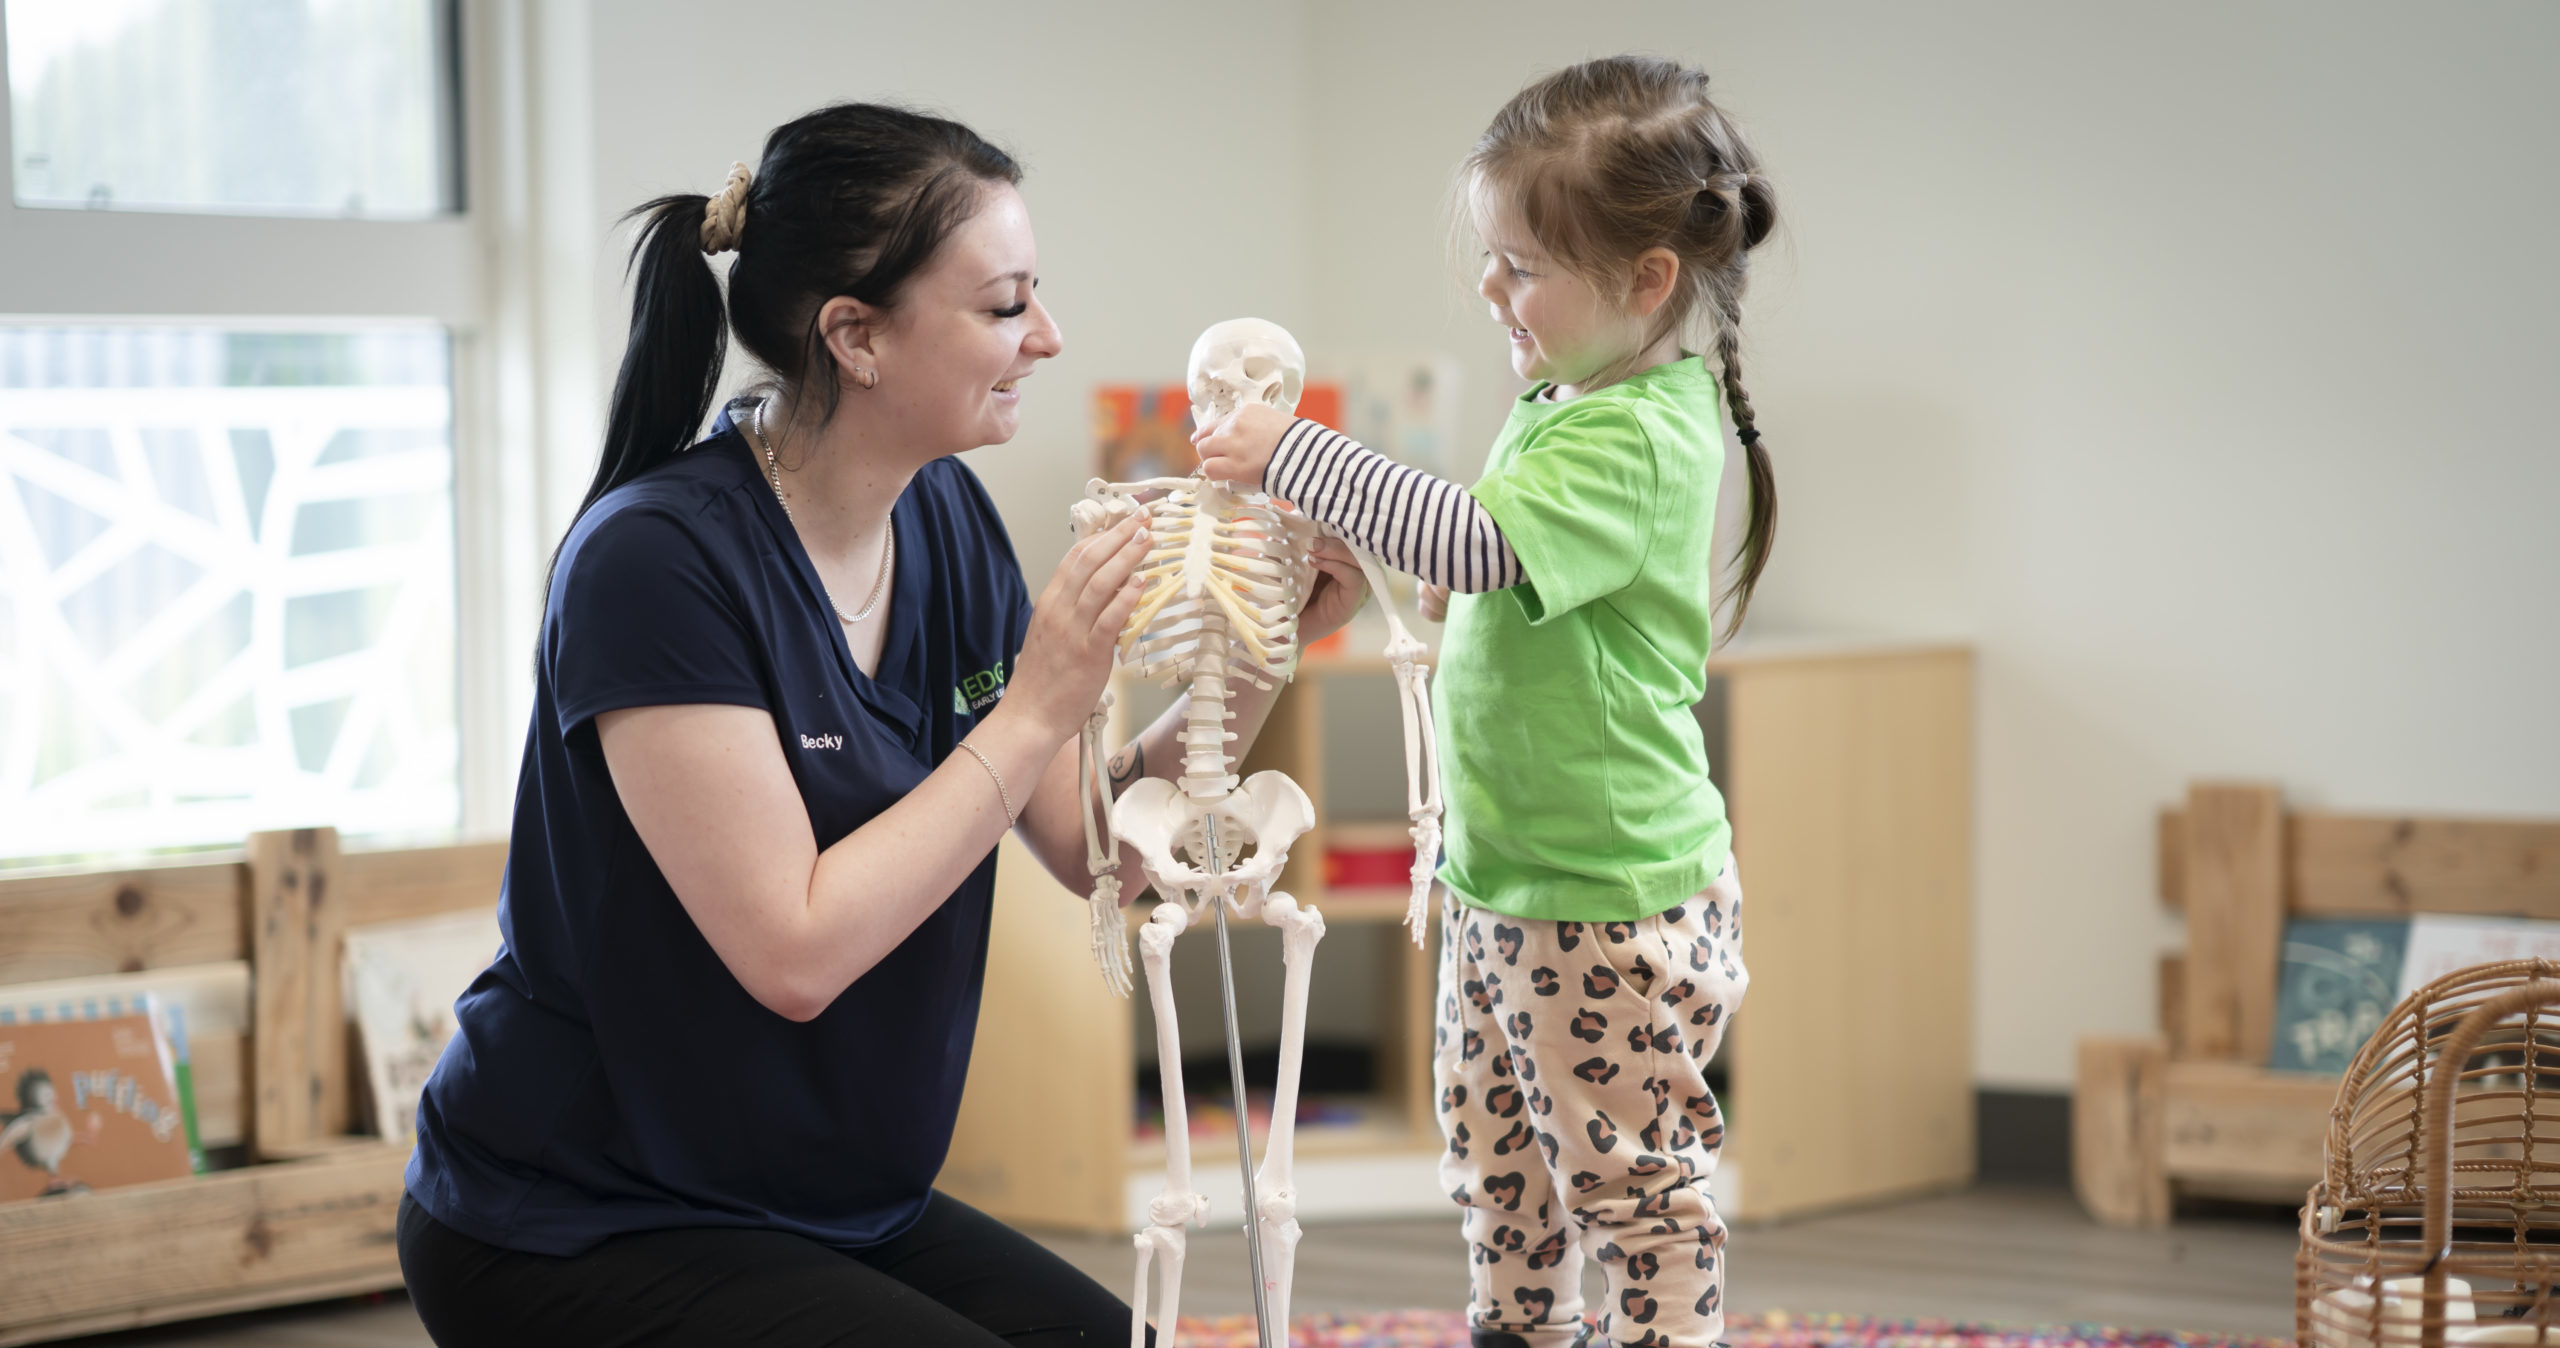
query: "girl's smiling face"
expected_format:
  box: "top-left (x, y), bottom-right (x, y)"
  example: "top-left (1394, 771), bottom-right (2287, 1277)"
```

top-left (1474, 190), bottom-right (1647, 393)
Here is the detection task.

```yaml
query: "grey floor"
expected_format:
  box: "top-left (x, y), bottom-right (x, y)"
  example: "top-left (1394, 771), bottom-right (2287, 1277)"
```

top-left (66, 1186), bottom-right (2300, 1345)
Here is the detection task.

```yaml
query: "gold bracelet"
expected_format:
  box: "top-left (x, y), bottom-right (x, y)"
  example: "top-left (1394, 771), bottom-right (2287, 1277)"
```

top-left (956, 741), bottom-right (1016, 824)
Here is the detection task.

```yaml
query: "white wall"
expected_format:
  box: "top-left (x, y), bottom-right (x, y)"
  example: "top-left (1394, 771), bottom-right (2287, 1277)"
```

top-left (558, 2), bottom-right (2560, 1090)
top-left (569, 0), bottom-right (1317, 574)
top-left (1301, 0), bottom-right (2560, 1088)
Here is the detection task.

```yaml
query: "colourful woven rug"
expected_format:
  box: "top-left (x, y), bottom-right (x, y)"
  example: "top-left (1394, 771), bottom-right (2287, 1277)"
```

top-left (1165, 1311), bottom-right (2291, 1348)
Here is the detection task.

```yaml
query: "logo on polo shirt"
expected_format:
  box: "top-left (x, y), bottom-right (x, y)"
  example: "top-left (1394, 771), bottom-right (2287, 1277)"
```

top-left (799, 733), bottom-right (843, 751)
top-left (954, 658), bottom-right (1008, 715)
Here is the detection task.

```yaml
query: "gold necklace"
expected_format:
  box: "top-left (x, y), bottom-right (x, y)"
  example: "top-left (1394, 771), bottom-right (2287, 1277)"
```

top-left (749, 398), bottom-right (893, 624)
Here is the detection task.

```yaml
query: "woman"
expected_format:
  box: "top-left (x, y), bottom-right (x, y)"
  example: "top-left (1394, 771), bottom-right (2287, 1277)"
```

top-left (397, 102), bottom-right (1364, 1346)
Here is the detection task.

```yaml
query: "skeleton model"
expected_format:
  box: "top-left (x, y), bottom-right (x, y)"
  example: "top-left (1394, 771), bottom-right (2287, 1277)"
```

top-left (1069, 320), bottom-right (1444, 1348)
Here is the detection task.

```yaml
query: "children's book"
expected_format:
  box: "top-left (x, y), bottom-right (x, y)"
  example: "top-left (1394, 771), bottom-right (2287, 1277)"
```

top-left (0, 1011), bottom-right (195, 1200)
top-left (2397, 915), bottom-right (2560, 999)
top-left (2269, 917), bottom-right (2410, 1075)
top-left (342, 909), bottom-right (501, 1143)
top-left (0, 967), bottom-right (242, 1174)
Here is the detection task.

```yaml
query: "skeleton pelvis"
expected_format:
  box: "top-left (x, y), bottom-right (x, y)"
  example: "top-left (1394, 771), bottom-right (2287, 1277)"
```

top-left (1112, 772), bottom-right (1313, 916)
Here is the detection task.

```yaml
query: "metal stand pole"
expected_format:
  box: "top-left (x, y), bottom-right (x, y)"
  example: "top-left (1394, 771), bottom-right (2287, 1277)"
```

top-left (1204, 818), bottom-right (1276, 1348)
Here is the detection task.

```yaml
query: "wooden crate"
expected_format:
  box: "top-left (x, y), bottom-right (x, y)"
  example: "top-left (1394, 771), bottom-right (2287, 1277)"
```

top-left (0, 828), bottom-right (503, 1345)
top-left (2073, 783), bottom-right (2560, 1227)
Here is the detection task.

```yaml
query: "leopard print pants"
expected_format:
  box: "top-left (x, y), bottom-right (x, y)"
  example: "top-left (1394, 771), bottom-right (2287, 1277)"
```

top-left (1432, 862), bottom-right (1747, 1348)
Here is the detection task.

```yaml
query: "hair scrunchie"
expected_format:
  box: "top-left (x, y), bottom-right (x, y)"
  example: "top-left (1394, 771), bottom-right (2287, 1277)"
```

top-left (701, 161), bottom-right (753, 254)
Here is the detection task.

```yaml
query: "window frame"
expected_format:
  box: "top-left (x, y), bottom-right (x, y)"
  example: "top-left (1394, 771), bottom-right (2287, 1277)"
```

top-left (0, 0), bottom-right (543, 850)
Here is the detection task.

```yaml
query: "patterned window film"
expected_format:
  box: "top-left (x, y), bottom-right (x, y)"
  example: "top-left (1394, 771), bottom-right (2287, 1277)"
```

top-left (0, 325), bottom-right (458, 865)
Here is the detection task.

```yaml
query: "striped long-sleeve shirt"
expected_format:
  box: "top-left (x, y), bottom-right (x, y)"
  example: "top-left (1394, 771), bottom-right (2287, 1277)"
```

top-left (1263, 419), bottom-right (1523, 593)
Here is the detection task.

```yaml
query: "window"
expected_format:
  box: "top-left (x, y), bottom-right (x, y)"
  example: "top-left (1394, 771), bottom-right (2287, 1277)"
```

top-left (0, 0), bottom-right (497, 869)
top-left (0, 325), bottom-right (458, 864)
top-left (6, 0), bottom-right (461, 217)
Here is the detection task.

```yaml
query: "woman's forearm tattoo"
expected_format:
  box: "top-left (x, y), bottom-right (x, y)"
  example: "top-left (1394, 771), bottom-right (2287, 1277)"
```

top-left (1107, 743), bottom-right (1144, 797)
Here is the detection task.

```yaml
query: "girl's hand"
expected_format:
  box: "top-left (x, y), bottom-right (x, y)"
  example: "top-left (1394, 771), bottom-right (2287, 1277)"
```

top-left (1193, 402), bottom-right (1294, 489)
top-left (1418, 582), bottom-right (1450, 624)
top-left (1004, 517), bottom-right (1150, 739)
top-left (1298, 535), bottom-right (1368, 645)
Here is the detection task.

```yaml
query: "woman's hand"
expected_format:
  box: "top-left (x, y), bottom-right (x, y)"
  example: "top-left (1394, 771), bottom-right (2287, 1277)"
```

top-left (1299, 535), bottom-right (1368, 644)
top-left (1004, 517), bottom-right (1151, 739)
top-left (1192, 402), bottom-right (1294, 489)
top-left (1418, 582), bottom-right (1450, 624)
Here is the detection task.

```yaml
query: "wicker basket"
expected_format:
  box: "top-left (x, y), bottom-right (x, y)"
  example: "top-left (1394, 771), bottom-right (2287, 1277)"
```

top-left (2299, 960), bottom-right (2560, 1346)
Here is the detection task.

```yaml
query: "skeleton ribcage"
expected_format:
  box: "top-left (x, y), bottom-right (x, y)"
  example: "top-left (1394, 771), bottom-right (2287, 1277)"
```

top-left (1077, 477), bottom-right (1320, 690)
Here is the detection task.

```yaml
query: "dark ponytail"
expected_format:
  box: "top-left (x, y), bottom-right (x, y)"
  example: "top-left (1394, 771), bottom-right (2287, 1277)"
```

top-left (581, 193), bottom-right (731, 528)
top-left (549, 103), bottom-right (1021, 594)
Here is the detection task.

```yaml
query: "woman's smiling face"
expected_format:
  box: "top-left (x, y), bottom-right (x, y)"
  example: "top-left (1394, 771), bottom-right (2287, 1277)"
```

top-left (864, 182), bottom-right (1063, 453)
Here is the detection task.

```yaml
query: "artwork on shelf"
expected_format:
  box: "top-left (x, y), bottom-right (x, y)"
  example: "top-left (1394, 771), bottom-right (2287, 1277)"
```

top-left (1091, 380), bottom-right (1344, 484)
top-left (1330, 353), bottom-right (1462, 479)
top-left (0, 1010), bottom-right (194, 1201)
top-left (2268, 917), bottom-right (2409, 1075)
top-left (342, 908), bottom-right (501, 1143)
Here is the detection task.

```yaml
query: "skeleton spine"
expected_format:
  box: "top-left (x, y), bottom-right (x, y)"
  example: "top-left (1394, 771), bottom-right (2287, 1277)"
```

top-left (1181, 619), bottom-right (1237, 797)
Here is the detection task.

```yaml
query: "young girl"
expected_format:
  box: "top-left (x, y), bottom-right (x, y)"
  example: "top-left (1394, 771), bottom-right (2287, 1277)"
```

top-left (1196, 54), bottom-right (1777, 1348)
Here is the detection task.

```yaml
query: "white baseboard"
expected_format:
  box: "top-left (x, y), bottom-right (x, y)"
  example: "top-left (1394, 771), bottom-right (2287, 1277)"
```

top-left (1121, 1151), bottom-right (1748, 1229)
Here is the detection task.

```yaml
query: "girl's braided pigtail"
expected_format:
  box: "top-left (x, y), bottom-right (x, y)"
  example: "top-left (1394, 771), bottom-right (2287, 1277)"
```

top-left (1714, 320), bottom-right (1776, 634)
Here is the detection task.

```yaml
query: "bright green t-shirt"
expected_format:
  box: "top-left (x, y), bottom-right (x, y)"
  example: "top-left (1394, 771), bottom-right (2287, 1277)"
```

top-left (1434, 356), bottom-right (1730, 922)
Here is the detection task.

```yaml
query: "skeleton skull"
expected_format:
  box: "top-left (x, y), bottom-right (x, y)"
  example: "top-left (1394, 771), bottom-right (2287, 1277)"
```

top-left (1187, 318), bottom-right (1305, 426)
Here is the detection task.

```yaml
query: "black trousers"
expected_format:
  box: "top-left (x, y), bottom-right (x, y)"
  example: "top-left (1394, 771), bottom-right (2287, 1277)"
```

top-left (397, 1191), bottom-right (1151, 1348)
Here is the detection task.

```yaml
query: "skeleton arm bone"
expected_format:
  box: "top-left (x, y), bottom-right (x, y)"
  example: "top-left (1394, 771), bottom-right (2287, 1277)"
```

top-left (1341, 540), bottom-right (1447, 947)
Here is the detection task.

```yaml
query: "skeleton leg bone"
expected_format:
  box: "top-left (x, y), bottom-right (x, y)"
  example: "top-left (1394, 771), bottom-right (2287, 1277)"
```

top-left (1251, 893), bottom-right (1325, 1338)
top-left (1133, 905), bottom-right (1205, 1347)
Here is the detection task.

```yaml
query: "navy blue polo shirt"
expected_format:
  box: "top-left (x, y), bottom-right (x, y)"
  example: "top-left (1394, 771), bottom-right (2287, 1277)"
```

top-left (406, 406), bottom-right (1032, 1256)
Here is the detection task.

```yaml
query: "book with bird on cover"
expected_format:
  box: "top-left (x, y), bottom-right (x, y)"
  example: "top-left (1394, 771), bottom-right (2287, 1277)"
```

top-left (0, 1011), bottom-right (194, 1201)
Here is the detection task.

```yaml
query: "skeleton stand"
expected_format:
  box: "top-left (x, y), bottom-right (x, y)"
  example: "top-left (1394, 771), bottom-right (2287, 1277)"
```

top-left (1206, 824), bottom-right (1273, 1344)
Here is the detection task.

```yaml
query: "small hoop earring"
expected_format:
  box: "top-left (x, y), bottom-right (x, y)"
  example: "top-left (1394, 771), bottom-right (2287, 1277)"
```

top-left (853, 368), bottom-right (879, 390)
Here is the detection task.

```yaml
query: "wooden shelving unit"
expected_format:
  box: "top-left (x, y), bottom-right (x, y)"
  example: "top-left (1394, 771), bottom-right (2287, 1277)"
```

top-left (944, 638), bottom-right (1978, 1232)
top-left (1709, 639), bottom-right (1976, 1223)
